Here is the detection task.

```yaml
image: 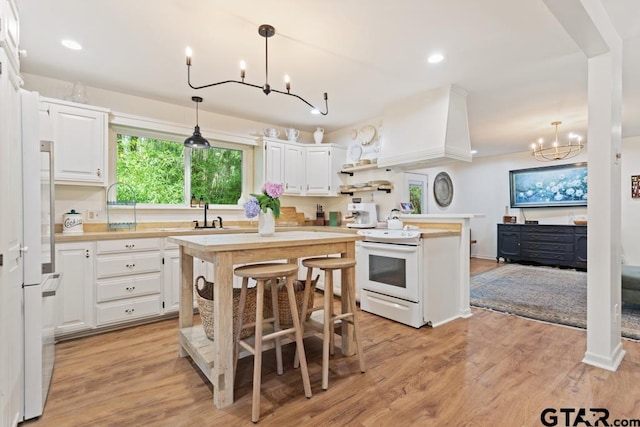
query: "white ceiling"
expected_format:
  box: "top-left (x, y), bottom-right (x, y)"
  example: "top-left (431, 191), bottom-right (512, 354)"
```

top-left (18, 0), bottom-right (640, 157)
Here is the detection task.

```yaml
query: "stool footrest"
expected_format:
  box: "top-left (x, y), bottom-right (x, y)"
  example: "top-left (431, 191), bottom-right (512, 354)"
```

top-left (332, 313), bottom-right (354, 321)
top-left (239, 340), bottom-right (256, 355)
top-left (262, 328), bottom-right (296, 341)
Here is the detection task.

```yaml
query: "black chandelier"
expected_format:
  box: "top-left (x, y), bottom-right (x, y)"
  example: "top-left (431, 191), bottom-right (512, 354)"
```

top-left (186, 24), bottom-right (328, 115)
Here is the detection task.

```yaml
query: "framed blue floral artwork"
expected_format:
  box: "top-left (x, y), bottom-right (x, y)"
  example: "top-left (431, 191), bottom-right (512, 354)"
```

top-left (509, 162), bottom-right (587, 208)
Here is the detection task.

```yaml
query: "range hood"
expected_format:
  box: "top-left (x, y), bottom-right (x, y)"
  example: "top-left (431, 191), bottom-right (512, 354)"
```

top-left (377, 85), bottom-right (471, 169)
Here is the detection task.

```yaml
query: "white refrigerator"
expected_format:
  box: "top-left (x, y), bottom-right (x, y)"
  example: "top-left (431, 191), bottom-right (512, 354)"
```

top-left (21, 89), bottom-right (60, 420)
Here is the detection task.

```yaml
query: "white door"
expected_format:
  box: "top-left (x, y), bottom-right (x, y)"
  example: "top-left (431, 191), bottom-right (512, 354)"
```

top-left (55, 242), bottom-right (95, 335)
top-left (163, 249), bottom-right (181, 313)
top-left (0, 47), bottom-right (24, 426)
top-left (264, 140), bottom-right (285, 186)
top-left (48, 102), bottom-right (107, 185)
top-left (305, 146), bottom-right (330, 194)
top-left (283, 144), bottom-right (303, 194)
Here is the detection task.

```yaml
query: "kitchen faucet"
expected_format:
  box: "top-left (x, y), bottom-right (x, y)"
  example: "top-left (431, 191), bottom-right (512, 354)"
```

top-left (193, 203), bottom-right (224, 229)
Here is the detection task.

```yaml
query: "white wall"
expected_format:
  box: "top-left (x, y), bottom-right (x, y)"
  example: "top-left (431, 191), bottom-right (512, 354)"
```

top-left (401, 149), bottom-right (590, 260)
top-left (621, 136), bottom-right (640, 264)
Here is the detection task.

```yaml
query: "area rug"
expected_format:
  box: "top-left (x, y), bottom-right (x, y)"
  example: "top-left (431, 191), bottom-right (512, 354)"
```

top-left (470, 263), bottom-right (640, 340)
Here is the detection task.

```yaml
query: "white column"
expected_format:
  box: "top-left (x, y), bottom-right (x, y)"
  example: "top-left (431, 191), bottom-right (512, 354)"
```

top-left (543, 0), bottom-right (624, 370)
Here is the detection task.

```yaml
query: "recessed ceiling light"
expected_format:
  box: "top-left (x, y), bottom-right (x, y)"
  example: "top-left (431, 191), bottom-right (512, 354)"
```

top-left (470, 150), bottom-right (478, 155)
top-left (427, 53), bottom-right (444, 64)
top-left (61, 39), bottom-right (82, 50)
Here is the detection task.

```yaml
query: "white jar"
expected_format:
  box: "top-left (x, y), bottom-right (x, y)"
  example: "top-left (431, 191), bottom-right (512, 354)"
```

top-left (313, 127), bottom-right (324, 144)
top-left (63, 209), bottom-right (84, 233)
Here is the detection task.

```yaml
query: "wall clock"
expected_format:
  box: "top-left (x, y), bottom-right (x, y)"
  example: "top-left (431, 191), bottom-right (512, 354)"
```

top-left (433, 172), bottom-right (453, 207)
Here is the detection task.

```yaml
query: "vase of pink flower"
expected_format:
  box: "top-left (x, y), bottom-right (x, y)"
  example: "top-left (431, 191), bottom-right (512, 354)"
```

top-left (243, 181), bottom-right (284, 236)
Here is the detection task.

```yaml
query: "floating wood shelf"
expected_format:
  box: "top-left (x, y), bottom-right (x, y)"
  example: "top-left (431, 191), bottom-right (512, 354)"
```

top-left (340, 163), bottom-right (389, 176)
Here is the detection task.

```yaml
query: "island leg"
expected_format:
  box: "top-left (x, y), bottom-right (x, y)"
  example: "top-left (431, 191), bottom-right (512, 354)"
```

top-left (212, 252), bottom-right (234, 407)
top-left (179, 248), bottom-right (194, 357)
top-left (340, 243), bottom-right (356, 356)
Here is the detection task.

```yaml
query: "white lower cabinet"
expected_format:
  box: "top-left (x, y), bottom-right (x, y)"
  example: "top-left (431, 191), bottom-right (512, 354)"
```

top-left (163, 248), bottom-right (181, 313)
top-left (95, 238), bottom-right (162, 326)
top-left (55, 242), bottom-right (95, 336)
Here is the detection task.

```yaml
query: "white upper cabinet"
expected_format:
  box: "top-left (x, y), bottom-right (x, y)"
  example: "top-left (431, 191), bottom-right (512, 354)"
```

top-left (264, 139), bottom-right (285, 186)
top-left (305, 145), bottom-right (346, 196)
top-left (283, 143), bottom-right (304, 194)
top-left (0, 0), bottom-right (20, 73)
top-left (255, 137), bottom-right (345, 197)
top-left (40, 97), bottom-right (110, 186)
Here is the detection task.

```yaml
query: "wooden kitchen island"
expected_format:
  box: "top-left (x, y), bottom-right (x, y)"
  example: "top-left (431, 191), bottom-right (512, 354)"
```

top-left (168, 231), bottom-right (364, 408)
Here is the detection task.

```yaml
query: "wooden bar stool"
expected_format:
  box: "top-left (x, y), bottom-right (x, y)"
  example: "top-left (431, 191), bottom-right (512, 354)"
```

top-left (234, 263), bottom-right (312, 423)
top-left (298, 257), bottom-right (366, 390)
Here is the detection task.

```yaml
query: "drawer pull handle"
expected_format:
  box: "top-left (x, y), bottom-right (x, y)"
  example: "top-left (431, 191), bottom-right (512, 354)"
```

top-left (97, 168), bottom-right (102, 177)
top-left (125, 243), bottom-right (136, 249)
top-left (125, 308), bottom-right (135, 314)
top-left (125, 264), bottom-right (136, 269)
top-left (125, 286), bottom-right (136, 292)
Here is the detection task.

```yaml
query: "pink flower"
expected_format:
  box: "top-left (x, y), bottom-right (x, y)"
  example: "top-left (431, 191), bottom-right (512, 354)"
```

top-left (262, 182), bottom-right (284, 199)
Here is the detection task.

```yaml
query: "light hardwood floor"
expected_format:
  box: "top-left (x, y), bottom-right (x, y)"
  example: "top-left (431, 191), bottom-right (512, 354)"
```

top-left (24, 259), bottom-right (640, 426)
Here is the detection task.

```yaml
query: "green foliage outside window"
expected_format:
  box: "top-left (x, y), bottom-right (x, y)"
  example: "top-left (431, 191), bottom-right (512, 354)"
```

top-left (191, 147), bottom-right (243, 205)
top-left (116, 134), bottom-right (243, 205)
top-left (409, 184), bottom-right (423, 214)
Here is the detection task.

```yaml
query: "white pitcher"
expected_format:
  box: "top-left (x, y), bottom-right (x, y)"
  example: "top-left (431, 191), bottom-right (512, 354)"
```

top-left (313, 127), bottom-right (324, 144)
top-left (263, 128), bottom-right (279, 138)
top-left (285, 128), bottom-right (299, 141)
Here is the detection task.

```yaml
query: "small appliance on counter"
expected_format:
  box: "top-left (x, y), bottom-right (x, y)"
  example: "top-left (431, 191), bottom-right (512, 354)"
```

top-left (315, 204), bottom-right (325, 226)
top-left (346, 203), bottom-right (378, 228)
top-left (387, 208), bottom-right (403, 230)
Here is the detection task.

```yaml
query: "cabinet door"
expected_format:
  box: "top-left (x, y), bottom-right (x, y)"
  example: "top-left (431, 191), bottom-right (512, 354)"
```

top-left (497, 230), bottom-right (520, 260)
top-left (49, 102), bottom-right (108, 185)
top-left (55, 242), bottom-right (95, 335)
top-left (305, 146), bottom-right (331, 195)
top-left (0, 0), bottom-right (20, 70)
top-left (283, 144), bottom-right (303, 194)
top-left (163, 249), bottom-right (181, 313)
top-left (264, 140), bottom-right (285, 185)
top-left (575, 232), bottom-right (588, 264)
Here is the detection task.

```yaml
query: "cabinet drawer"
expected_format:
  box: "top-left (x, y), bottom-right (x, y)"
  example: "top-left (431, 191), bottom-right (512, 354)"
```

top-left (97, 238), bottom-right (161, 254)
top-left (96, 295), bottom-right (161, 326)
top-left (520, 250), bottom-right (573, 262)
top-left (521, 233), bottom-right (573, 243)
top-left (96, 273), bottom-right (161, 302)
top-left (498, 224), bottom-right (521, 232)
top-left (520, 242), bottom-right (573, 253)
top-left (96, 252), bottom-right (162, 278)
top-left (521, 225), bottom-right (572, 234)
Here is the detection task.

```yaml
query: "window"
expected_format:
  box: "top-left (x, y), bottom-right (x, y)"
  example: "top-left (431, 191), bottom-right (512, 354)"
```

top-left (115, 132), bottom-right (245, 205)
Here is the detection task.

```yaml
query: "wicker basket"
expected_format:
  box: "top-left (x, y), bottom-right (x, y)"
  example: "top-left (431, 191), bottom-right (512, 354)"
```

top-left (195, 276), bottom-right (256, 340)
top-left (263, 275), bottom-right (319, 327)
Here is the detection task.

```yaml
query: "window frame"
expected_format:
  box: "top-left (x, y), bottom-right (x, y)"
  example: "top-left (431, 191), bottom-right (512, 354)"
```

top-left (110, 125), bottom-right (254, 209)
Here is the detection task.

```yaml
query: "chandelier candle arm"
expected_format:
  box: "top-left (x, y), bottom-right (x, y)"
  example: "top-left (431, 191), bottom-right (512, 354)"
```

top-left (530, 121), bottom-right (584, 161)
top-left (185, 24), bottom-right (329, 115)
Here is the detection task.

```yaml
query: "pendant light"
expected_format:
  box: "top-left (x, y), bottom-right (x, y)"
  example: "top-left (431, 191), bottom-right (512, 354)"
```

top-left (184, 96), bottom-right (210, 149)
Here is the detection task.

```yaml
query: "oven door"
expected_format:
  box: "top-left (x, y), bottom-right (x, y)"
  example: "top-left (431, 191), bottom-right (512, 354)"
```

top-left (360, 241), bottom-right (421, 302)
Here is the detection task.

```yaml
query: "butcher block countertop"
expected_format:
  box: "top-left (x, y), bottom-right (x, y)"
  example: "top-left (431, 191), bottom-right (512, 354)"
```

top-left (55, 224), bottom-right (460, 243)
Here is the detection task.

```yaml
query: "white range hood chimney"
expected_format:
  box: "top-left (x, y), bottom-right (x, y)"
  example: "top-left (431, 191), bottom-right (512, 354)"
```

top-left (378, 85), bottom-right (471, 169)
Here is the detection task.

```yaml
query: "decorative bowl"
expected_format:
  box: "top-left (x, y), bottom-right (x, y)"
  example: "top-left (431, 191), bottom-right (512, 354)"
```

top-left (573, 220), bottom-right (587, 225)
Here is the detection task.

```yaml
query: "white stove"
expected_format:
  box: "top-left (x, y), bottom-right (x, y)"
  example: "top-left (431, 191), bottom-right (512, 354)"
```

top-left (357, 228), bottom-right (426, 327)
top-left (357, 229), bottom-right (421, 246)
